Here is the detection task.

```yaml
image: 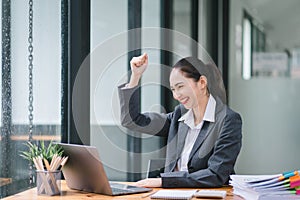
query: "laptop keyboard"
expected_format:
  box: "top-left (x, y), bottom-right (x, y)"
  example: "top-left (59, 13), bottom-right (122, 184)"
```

top-left (110, 182), bottom-right (152, 195)
top-left (110, 182), bottom-right (134, 194)
top-left (111, 187), bottom-right (133, 195)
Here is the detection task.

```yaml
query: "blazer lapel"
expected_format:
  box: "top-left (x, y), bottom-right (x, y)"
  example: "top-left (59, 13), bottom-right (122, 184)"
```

top-left (187, 97), bottom-right (223, 162)
top-left (188, 121), bottom-right (211, 161)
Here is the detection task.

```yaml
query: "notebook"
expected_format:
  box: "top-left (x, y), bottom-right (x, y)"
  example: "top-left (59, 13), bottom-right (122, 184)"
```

top-left (57, 143), bottom-right (152, 196)
top-left (150, 189), bottom-right (197, 199)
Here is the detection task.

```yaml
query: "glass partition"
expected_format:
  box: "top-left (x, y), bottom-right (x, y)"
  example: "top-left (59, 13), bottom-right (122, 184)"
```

top-left (242, 1), bottom-right (299, 79)
top-left (90, 0), bottom-right (128, 181)
top-left (90, 0), bottom-right (219, 181)
top-left (229, 0), bottom-right (300, 174)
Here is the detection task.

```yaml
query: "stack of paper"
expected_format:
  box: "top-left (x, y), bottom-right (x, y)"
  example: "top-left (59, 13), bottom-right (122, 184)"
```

top-left (230, 170), bottom-right (300, 200)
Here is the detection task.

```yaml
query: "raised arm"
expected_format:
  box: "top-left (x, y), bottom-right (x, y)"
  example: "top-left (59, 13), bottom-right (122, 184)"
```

top-left (118, 53), bottom-right (171, 136)
top-left (127, 53), bottom-right (148, 88)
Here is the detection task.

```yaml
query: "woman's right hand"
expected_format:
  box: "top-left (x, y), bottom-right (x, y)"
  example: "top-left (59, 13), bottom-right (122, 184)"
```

top-left (126, 53), bottom-right (148, 88)
top-left (130, 53), bottom-right (148, 77)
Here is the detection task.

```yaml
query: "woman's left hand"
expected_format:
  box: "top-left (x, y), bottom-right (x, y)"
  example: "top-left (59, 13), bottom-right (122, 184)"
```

top-left (134, 178), bottom-right (162, 188)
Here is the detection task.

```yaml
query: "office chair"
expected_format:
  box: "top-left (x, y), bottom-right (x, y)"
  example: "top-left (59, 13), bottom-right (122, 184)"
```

top-left (146, 158), bottom-right (165, 178)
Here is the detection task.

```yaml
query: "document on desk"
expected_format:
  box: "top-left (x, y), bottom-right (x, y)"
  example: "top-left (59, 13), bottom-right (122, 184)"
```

top-left (150, 189), bottom-right (197, 200)
top-left (230, 172), bottom-right (300, 200)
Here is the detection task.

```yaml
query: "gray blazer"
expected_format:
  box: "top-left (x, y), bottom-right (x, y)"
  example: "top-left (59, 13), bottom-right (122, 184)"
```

top-left (118, 84), bottom-right (242, 188)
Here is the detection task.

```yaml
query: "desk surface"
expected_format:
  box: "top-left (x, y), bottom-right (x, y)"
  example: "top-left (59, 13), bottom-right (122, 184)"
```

top-left (2, 180), bottom-right (244, 200)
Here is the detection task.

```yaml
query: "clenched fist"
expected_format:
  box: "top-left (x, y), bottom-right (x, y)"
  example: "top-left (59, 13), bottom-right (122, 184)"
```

top-left (126, 53), bottom-right (148, 88)
top-left (130, 53), bottom-right (148, 77)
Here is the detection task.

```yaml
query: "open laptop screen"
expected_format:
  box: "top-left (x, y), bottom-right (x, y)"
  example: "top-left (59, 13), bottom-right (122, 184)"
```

top-left (58, 143), bottom-right (152, 196)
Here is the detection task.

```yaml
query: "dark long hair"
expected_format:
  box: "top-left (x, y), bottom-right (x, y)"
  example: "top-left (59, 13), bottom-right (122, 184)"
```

top-left (172, 57), bottom-right (205, 82)
top-left (173, 56), bottom-right (227, 104)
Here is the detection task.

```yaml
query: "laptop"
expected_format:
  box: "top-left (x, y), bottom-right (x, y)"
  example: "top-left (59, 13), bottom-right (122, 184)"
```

top-left (57, 143), bottom-right (152, 196)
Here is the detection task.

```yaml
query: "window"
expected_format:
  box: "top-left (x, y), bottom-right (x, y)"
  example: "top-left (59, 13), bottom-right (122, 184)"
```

top-left (242, 10), bottom-right (294, 79)
top-left (1, 1), bottom-right (63, 197)
top-left (242, 16), bottom-right (252, 80)
top-left (242, 12), bottom-right (267, 79)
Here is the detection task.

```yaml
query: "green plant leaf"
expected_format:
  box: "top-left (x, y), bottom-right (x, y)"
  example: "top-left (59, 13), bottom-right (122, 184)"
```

top-left (19, 140), bottom-right (64, 166)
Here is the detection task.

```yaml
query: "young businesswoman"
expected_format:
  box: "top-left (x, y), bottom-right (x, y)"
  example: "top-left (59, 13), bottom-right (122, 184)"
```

top-left (118, 53), bottom-right (242, 188)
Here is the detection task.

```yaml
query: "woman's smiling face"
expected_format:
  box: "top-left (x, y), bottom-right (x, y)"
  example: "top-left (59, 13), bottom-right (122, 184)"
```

top-left (169, 68), bottom-right (204, 109)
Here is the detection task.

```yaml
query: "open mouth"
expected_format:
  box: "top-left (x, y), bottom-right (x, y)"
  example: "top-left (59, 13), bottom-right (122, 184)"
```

top-left (180, 97), bottom-right (189, 105)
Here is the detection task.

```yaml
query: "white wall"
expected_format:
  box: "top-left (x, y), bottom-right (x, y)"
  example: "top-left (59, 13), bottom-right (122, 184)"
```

top-left (229, 0), bottom-right (300, 174)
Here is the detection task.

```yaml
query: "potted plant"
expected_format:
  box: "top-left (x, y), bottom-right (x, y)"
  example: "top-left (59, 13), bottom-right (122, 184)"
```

top-left (20, 141), bottom-right (68, 196)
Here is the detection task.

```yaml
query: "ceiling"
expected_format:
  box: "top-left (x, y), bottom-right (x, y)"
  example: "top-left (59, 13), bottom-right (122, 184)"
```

top-left (241, 0), bottom-right (300, 51)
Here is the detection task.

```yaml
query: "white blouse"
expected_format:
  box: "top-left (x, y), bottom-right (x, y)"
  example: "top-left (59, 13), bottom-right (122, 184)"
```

top-left (176, 94), bottom-right (216, 171)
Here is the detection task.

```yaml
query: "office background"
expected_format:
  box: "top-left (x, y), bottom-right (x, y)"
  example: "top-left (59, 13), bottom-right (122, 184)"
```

top-left (1, 0), bottom-right (300, 198)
